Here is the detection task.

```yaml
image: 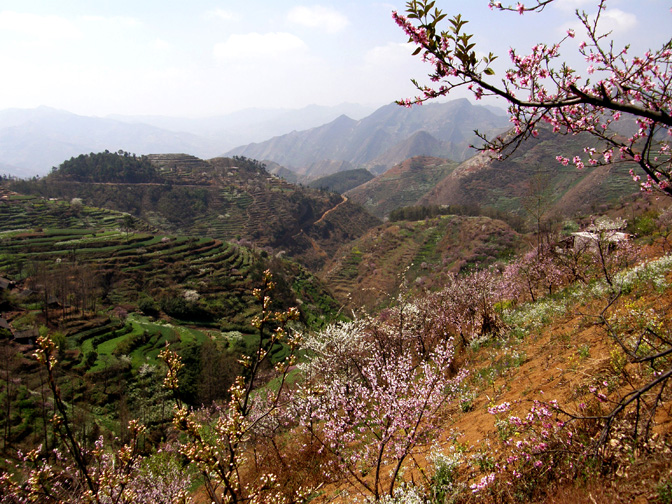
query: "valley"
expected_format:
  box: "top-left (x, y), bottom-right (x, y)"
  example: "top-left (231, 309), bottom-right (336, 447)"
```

top-left (0, 101), bottom-right (671, 504)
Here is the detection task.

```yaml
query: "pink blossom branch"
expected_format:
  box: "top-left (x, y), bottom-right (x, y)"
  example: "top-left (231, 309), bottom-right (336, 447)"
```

top-left (395, 0), bottom-right (672, 194)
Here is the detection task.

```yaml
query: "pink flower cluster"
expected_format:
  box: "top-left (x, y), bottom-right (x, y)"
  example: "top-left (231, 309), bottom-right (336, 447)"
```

top-left (473, 399), bottom-right (585, 495)
top-left (294, 303), bottom-right (467, 499)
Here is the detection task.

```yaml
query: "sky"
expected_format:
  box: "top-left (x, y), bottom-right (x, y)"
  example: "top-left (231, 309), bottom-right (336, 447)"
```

top-left (0, 0), bottom-right (668, 118)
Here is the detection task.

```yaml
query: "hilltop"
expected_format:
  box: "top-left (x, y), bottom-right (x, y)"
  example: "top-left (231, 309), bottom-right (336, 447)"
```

top-left (0, 107), bottom-right (218, 177)
top-left (10, 152), bottom-right (381, 271)
top-left (0, 100), bottom-right (504, 180)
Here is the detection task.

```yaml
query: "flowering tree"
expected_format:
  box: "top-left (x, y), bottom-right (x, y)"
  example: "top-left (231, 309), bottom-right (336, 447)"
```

top-left (295, 304), bottom-right (466, 501)
top-left (434, 269), bottom-right (504, 344)
top-left (0, 334), bottom-right (192, 504)
top-left (502, 244), bottom-right (565, 302)
top-left (584, 216), bottom-right (637, 287)
top-left (394, 0), bottom-right (672, 194)
top-left (160, 270), bottom-right (307, 504)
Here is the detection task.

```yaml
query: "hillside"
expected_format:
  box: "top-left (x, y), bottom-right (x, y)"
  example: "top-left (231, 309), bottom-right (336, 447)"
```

top-left (0, 189), bottom-right (341, 327)
top-left (0, 187), bottom-right (346, 458)
top-left (311, 236), bottom-right (672, 503)
top-left (10, 153), bottom-right (381, 271)
top-left (321, 214), bottom-right (521, 310)
top-left (365, 130), bottom-right (454, 175)
top-left (345, 156), bottom-right (460, 218)
top-left (419, 127), bottom-right (639, 217)
top-left (226, 99), bottom-right (510, 178)
top-left (308, 168), bottom-right (375, 194)
top-left (2, 173), bottom-right (671, 502)
top-left (340, 126), bottom-right (642, 225)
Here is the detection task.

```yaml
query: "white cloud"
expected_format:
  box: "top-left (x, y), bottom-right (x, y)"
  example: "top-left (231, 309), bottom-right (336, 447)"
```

top-left (206, 8), bottom-right (238, 22)
top-left (599, 8), bottom-right (637, 34)
top-left (563, 7), bottom-right (637, 36)
top-left (364, 42), bottom-right (415, 66)
top-left (80, 15), bottom-right (142, 28)
top-left (213, 32), bottom-right (307, 62)
top-left (287, 6), bottom-right (349, 34)
top-left (151, 38), bottom-right (173, 51)
top-left (347, 41), bottom-right (435, 106)
top-left (0, 11), bottom-right (81, 40)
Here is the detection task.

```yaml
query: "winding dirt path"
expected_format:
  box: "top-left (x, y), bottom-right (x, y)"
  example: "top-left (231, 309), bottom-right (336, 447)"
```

top-left (314, 195), bottom-right (348, 225)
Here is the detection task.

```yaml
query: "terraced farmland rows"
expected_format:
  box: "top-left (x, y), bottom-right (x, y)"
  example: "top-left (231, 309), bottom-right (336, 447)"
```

top-left (1, 181), bottom-right (343, 372)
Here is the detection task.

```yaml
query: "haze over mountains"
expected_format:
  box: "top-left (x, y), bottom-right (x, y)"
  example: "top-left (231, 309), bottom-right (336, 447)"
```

top-left (1, 96), bottom-right (645, 237)
top-left (227, 99), bottom-right (510, 179)
top-left (0, 103), bottom-right (375, 178)
top-left (0, 99), bottom-right (508, 181)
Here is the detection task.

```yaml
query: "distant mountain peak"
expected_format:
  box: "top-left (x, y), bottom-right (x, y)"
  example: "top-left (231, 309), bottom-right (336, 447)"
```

top-left (226, 99), bottom-right (511, 177)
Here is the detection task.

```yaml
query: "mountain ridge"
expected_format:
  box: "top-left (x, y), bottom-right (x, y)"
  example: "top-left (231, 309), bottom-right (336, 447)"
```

top-left (342, 125), bottom-right (642, 221)
top-left (0, 104), bottom-right (377, 179)
top-left (225, 99), bottom-right (511, 179)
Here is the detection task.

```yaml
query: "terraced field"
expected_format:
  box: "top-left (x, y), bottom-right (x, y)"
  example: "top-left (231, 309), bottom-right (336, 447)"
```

top-left (9, 154), bottom-right (380, 270)
top-left (322, 214), bottom-right (522, 310)
top-left (0, 184), bottom-right (347, 449)
top-left (0, 190), bottom-right (342, 356)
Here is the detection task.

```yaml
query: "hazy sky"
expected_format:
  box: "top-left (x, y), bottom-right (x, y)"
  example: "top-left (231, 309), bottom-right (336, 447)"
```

top-left (0, 1), bottom-right (667, 117)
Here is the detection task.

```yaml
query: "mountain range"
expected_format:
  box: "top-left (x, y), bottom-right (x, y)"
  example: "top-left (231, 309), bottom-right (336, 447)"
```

top-left (0, 103), bottom-right (375, 178)
top-left (0, 100), bottom-right (509, 181)
top-left (108, 103), bottom-right (375, 148)
top-left (226, 99), bottom-right (510, 179)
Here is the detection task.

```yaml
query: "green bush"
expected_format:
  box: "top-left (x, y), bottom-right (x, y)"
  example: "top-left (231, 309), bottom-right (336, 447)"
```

top-left (138, 295), bottom-right (160, 317)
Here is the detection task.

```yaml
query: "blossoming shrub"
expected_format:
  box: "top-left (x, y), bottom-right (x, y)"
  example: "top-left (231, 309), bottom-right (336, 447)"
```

top-left (160, 270), bottom-right (309, 504)
top-left (478, 400), bottom-right (589, 501)
top-left (295, 301), bottom-right (467, 501)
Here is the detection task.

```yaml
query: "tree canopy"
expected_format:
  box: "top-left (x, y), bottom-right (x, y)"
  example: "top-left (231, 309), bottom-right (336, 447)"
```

top-left (51, 150), bottom-right (161, 183)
